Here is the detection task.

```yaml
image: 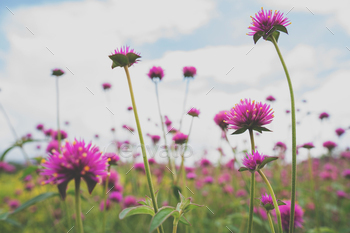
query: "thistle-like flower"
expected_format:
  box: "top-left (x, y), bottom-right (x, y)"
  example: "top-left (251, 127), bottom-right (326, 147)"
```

top-left (41, 139), bottom-right (108, 199)
top-left (102, 83), bottom-right (112, 90)
top-left (319, 112), bottom-right (329, 120)
top-left (335, 128), bottom-right (345, 137)
top-left (248, 8), bottom-right (291, 43)
top-left (214, 110), bottom-right (229, 130)
top-left (187, 107), bottom-right (200, 117)
top-left (225, 99), bottom-right (274, 134)
top-left (148, 66), bottom-right (164, 81)
top-left (259, 193), bottom-right (285, 211)
top-left (272, 200), bottom-right (304, 231)
top-left (103, 153), bottom-right (120, 166)
top-left (266, 95), bottom-right (276, 102)
top-left (183, 66), bottom-right (197, 78)
top-left (172, 132), bottom-right (188, 144)
top-left (239, 151), bottom-right (277, 172)
top-left (109, 46), bottom-right (141, 68)
top-left (323, 141), bottom-right (337, 151)
top-left (301, 142), bottom-right (315, 149)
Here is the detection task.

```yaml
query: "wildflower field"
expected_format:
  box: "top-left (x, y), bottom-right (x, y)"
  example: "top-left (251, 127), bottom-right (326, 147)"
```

top-left (1, 2), bottom-right (350, 233)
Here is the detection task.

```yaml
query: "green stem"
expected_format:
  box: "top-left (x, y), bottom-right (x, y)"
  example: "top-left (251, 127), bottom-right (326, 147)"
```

top-left (179, 78), bottom-right (190, 131)
top-left (56, 77), bottom-right (62, 153)
top-left (123, 66), bottom-right (164, 233)
top-left (74, 178), bottom-right (84, 233)
top-left (172, 219), bottom-right (178, 233)
top-left (308, 150), bottom-right (320, 233)
top-left (267, 212), bottom-right (276, 233)
top-left (102, 166), bottom-right (111, 233)
top-left (270, 36), bottom-right (297, 233)
top-left (247, 172), bottom-right (255, 233)
top-left (258, 170), bottom-right (283, 233)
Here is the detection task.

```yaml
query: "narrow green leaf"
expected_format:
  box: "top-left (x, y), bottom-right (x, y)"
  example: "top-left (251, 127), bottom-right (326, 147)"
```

top-left (138, 200), bottom-right (148, 206)
top-left (126, 53), bottom-right (141, 66)
top-left (179, 215), bottom-right (191, 226)
top-left (274, 25), bottom-right (288, 34)
top-left (183, 203), bottom-right (203, 213)
top-left (231, 128), bottom-right (247, 135)
top-left (258, 156), bottom-right (278, 169)
top-left (20, 166), bottom-right (38, 180)
top-left (0, 212), bottom-right (9, 220)
top-left (149, 207), bottom-right (176, 233)
top-left (254, 126), bottom-right (272, 133)
top-left (238, 167), bottom-right (249, 172)
top-left (3, 218), bottom-right (22, 228)
top-left (172, 185), bottom-right (181, 202)
top-left (119, 206), bottom-right (155, 219)
top-left (266, 31), bottom-right (280, 43)
top-left (11, 192), bottom-right (57, 215)
top-left (277, 200), bottom-right (287, 206)
top-left (253, 31), bottom-right (264, 44)
top-left (109, 54), bottom-right (128, 67)
top-left (0, 145), bottom-right (17, 161)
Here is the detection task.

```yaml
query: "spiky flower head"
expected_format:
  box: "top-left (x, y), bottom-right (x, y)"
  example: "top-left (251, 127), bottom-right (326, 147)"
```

top-left (187, 107), bottom-right (200, 117)
top-left (225, 99), bottom-right (274, 135)
top-left (319, 112), bottom-right (329, 120)
top-left (183, 66), bottom-right (197, 78)
top-left (52, 68), bottom-right (65, 77)
top-left (148, 66), bottom-right (164, 81)
top-left (273, 200), bottom-right (304, 231)
top-left (259, 193), bottom-right (286, 211)
top-left (335, 128), bottom-right (345, 137)
top-left (109, 46), bottom-right (141, 68)
top-left (248, 8), bottom-right (291, 44)
top-left (214, 110), bottom-right (229, 130)
top-left (266, 95), bottom-right (276, 102)
top-left (102, 83), bottom-right (111, 90)
top-left (172, 132), bottom-right (188, 144)
top-left (323, 141), bottom-right (337, 151)
top-left (301, 142), bottom-right (315, 149)
top-left (164, 116), bottom-right (172, 126)
top-left (103, 153), bottom-right (120, 166)
top-left (46, 140), bottom-right (59, 154)
top-left (40, 139), bottom-right (108, 200)
top-left (239, 151), bottom-right (277, 172)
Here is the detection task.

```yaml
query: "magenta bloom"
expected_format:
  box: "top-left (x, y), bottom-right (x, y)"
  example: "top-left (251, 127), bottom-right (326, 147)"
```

top-left (100, 199), bottom-right (111, 211)
top-left (335, 128), bottom-right (345, 137)
top-left (101, 170), bottom-right (119, 188)
top-left (41, 139), bottom-right (108, 199)
top-left (204, 176), bottom-right (214, 184)
top-left (337, 190), bottom-right (348, 199)
top-left (302, 142), bottom-right (315, 149)
top-left (260, 193), bottom-right (275, 211)
top-left (23, 175), bottom-right (32, 182)
top-left (248, 8), bottom-right (291, 42)
top-left (266, 95), bottom-right (276, 102)
top-left (148, 134), bottom-right (160, 144)
top-left (148, 158), bottom-right (157, 165)
top-left (225, 159), bottom-right (235, 170)
top-left (164, 116), bottom-right (172, 126)
top-left (273, 200), bottom-right (303, 231)
top-left (8, 200), bottom-right (20, 211)
top-left (52, 130), bottom-right (68, 140)
top-left (236, 189), bottom-right (247, 197)
top-left (134, 163), bottom-right (145, 172)
top-left (102, 83), bottom-right (111, 90)
top-left (274, 141), bottom-right (287, 152)
top-left (187, 107), bottom-right (200, 117)
top-left (319, 112), bottom-right (329, 120)
top-left (341, 151), bottom-right (350, 159)
top-left (323, 141), bottom-right (337, 151)
top-left (200, 158), bottom-right (211, 167)
top-left (109, 46), bottom-right (141, 68)
top-left (148, 66), bottom-right (164, 80)
top-left (183, 66), bottom-right (197, 78)
top-left (109, 191), bottom-right (123, 203)
top-left (214, 110), bottom-right (229, 130)
top-left (44, 129), bottom-right (53, 137)
top-left (103, 153), bottom-right (120, 166)
top-left (0, 162), bottom-right (16, 173)
top-left (46, 140), bottom-right (59, 154)
top-left (36, 124), bottom-right (44, 130)
top-left (223, 185), bottom-right (234, 194)
top-left (52, 68), bottom-right (64, 77)
top-left (240, 151), bottom-right (277, 172)
top-left (342, 169), bottom-right (350, 179)
top-left (225, 99), bottom-right (274, 134)
top-left (187, 172), bottom-right (197, 180)
top-left (172, 132), bottom-right (188, 144)
top-left (123, 195), bottom-right (138, 208)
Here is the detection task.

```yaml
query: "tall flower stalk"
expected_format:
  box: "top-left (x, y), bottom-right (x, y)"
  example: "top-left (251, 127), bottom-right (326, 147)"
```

top-left (247, 129), bottom-right (256, 233)
top-left (247, 8), bottom-right (296, 232)
top-left (74, 178), bottom-right (84, 233)
top-left (179, 66), bottom-right (196, 131)
top-left (108, 46), bottom-right (164, 233)
top-left (52, 68), bottom-right (65, 152)
top-left (102, 165), bottom-right (111, 233)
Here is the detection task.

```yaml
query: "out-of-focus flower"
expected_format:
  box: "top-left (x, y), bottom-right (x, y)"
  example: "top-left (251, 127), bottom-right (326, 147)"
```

top-left (147, 134), bottom-right (160, 144)
top-left (341, 151), bottom-right (350, 159)
top-left (225, 159), bottom-right (235, 170)
top-left (101, 170), bottom-right (119, 188)
top-left (109, 46), bottom-right (141, 68)
top-left (301, 142), bottom-right (314, 149)
top-left (200, 158), bottom-right (211, 167)
top-left (204, 176), bottom-right (214, 184)
top-left (336, 190), bottom-right (348, 199)
top-left (100, 199), bottom-right (111, 211)
top-left (23, 175), bottom-right (32, 182)
top-left (36, 124), bottom-right (44, 130)
top-left (223, 185), bottom-right (234, 194)
top-left (147, 66), bottom-right (164, 81)
top-left (272, 200), bottom-right (303, 231)
top-left (266, 95), bottom-right (276, 102)
top-left (25, 183), bottom-right (35, 191)
top-left (0, 162), bottom-right (16, 173)
top-left (214, 110), bottom-right (229, 131)
top-left (8, 200), bottom-right (20, 211)
top-left (122, 125), bottom-right (135, 132)
top-left (342, 169), bottom-right (350, 179)
top-left (319, 112), bottom-right (329, 120)
top-left (109, 191), bottom-right (123, 203)
top-left (183, 66), bottom-right (197, 78)
top-left (236, 189), bottom-right (247, 197)
top-left (164, 116), bottom-right (172, 127)
top-left (335, 128), bottom-right (345, 137)
top-left (44, 129), bottom-right (53, 137)
top-left (172, 132), bottom-right (188, 144)
top-left (127, 106), bottom-right (133, 111)
top-left (123, 195), bottom-right (138, 208)
top-left (134, 163), bottom-right (145, 172)
top-left (148, 158), bottom-right (157, 165)
top-left (186, 172), bottom-right (197, 180)
top-left (102, 83), bottom-right (111, 90)
top-left (323, 141), bottom-right (337, 151)
top-left (240, 151), bottom-right (277, 172)
top-left (274, 141), bottom-right (287, 152)
top-left (187, 107), bottom-right (200, 117)
top-left (52, 130), bottom-right (68, 140)
top-left (46, 140), bottom-right (59, 154)
top-left (52, 68), bottom-right (64, 77)
top-left (103, 153), bottom-right (120, 166)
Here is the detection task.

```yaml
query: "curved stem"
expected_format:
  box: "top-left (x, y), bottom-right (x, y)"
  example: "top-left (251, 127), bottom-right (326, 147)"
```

top-left (258, 170), bottom-right (283, 233)
top-left (102, 166), bottom-right (111, 233)
top-left (123, 66), bottom-right (164, 233)
top-left (74, 178), bottom-right (84, 233)
top-left (247, 129), bottom-right (255, 233)
top-left (179, 78), bottom-right (190, 131)
top-left (270, 36), bottom-right (297, 233)
top-left (267, 212), bottom-right (276, 233)
top-left (56, 77), bottom-right (62, 153)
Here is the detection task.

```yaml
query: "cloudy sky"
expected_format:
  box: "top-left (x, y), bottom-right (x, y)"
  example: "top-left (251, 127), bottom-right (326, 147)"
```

top-left (0, 0), bottom-right (349, 166)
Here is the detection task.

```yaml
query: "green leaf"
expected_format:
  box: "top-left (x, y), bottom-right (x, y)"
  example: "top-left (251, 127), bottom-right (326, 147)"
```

top-left (172, 185), bottom-right (181, 202)
top-left (126, 53), bottom-right (141, 66)
top-left (0, 212), bottom-right (9, 220)
top-left (258, 156), bottom-right (278, 169)
top-left (138, 200), bottom-right (148, 206)
top-left (231, 128), bottom-right (247, 135)
top-left (178, 191), bottom-right (186, 203)
top-left (11, 192), bottom-right (57, 215)
top-left (266, 31), bottom-right (280, 43)
top-left (238, 167), bottom-right (249, 172)
top-left (119, 206), bottom-right (155, 219)
top-left (149, 207), bottom-right (177, 233)
top-left (2, 218), bottom-right (22, 228)
top-left (253, 31), bottom-right (264, 44)
top-left (0, 145), bottom-right (17, 161)
top-left (20, 165), bottom-right (38, 180)
top-left (183, 203), bottom-right (203, 214)
top-left (179, 215), bottom-right (191, 226)
top-left (253, 126), bottom-right (272, 134)
top-left (109, 54), bottom-right (129, 67)
top-left (111, 61), bottom-right (120, 69)
top-left (277, 200), bottom-right (287, 206)
top-left (274, 25), bottom-right (288, 34)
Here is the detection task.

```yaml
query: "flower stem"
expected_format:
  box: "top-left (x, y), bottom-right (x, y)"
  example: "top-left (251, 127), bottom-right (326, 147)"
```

top-left (154, 81), bottom-right (175, 181)
top-left (172, 218), bottom-right (178, 233)
top-left (308, 150), bottom-right (320, 233)
top-left (247, 129), bottom-right (255, 233)
top-left (74, 178), bottom-right (84, 233)
top-left (102, 166), bottom-right (111, 233)
top-left (258, 170), bottom-right (283, 233)
top-left (55, 77), bottom-right (62, 153)
top-left (270, 36), bottom-right (297, 233)
top-left (267, 212), bottom-right (276, 233)
top-left (179, 78), bottom-right (190, 131)
top-left (123, 66), bottom-right (164, 233)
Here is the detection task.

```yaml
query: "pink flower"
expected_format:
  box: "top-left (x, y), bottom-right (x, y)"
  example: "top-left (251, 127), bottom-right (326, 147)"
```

top-left (172, 132), bottom-right (188, 144)
top-left (266, 95), bottom-right (276, 102)
top-left (164, 116), bottom-right (172, 127)
top-left (274, 142), bottom-right (287, 152)
top-left (236, 189), bottom-right (247, 197)
top-left (186, 172), bottom-right (197, 180)
top-left (103, 153), bottom-right (120, 166)
top-left (109, 46), bottom-right (141, 68)
top-left (36, 124), bottom-right (44, 130)
top-left (122, 125), bottom-right (135, 132)
top-left (127, 106), bottom-right (133, 111)
top-left (109, 191), bottom-right (123, 203)
top-left (101, 170), bottom-right (119, 188)
top-left (46, 140), bottom-right (59, 154)
top-left (52, 68), bottom-right (64, 77)
top-left (0, 162), bottom-right (16, 173)
top-left (223, 185), bottom-right (234, 194)
top-left (52, 130), bottom-right (68, 140)
top-left (342, 169), bottom-right (350, 179)
top-left (272, 200), bottom-right (303, 231)
top-left (148, 134), bottom-right (160, 144)
top-left (241, 151), bottom-right (276, 172)
top-left (148, 158), bottom-right (157, 165)
top-left (323, 141), bottom-right (337, 151)
top-left (335, 128), bottom-right (345, 137)
top-left (225, 159), bottom-right (235, 170)
top-left (102, 83), bottom-right (111, 90)
top-left (204, 176), bottom-right (214, 184)
top-left (336, 190), bottom-right (348, 199)
top-left (123, 195), bottom-right (138, 208)
top-left (319, 112), bottom-right (329, 120)
top-left (200, 158), bottom-right (211, 167)
top-left (214, 110), bottom-right (229, 130)
top-left (183, 66), bottom-right (197, 78)
top-left (187, 107), bottom-right (200, 117)
top-left (100, 199), bottom-right (111, 211)
top-left (44, 129), bottom-right (53, 137)
top-left (8, 200), bottom-right (20, 211)
top-left (301, 142), bottom-right (314, 149)
top-left (134, 163), bottom-right (145, 172)
top-left (148, 66), bottom-right (164, 80)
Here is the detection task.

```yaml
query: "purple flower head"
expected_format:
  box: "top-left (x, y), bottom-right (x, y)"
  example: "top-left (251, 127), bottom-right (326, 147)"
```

top-left (25, 183), bottom-right (35, 191)
top-left (148, 158), bottom-right (157, 165)
top-left (335, 128), bottom-right (345, 137)
top-left (337, 190), bottom-right (348, 199)
top-left (102, 83), bottom-right (111, 90)
top-left (148, 66), bottom-right (164, 81)
top-left (226, 159), bottom-right (235, 170)
top-left (204, 176), bottom-right (214, 184)
top-left (186, 172), bottom-right (197, 180)
top-left (95, 134), bottom-right (99, 138)
top-left (183, 66), bottom-right (197, 78)
top-left (134, 163), bottom-right (145, 172)
top-left (323, 141), bottom-right (337, 151)
top-left (0, 162), bottom-right (15, 173)
top-left (240, 151), bottom-right (277, 172)
top-left (172, 132), bottom-right (188, 144)
top-left (319, 112), bottom-right (329, 120)
top-left (342, 169), bottom-right (350, 179)
top-left (40, 139), bottom-right (108, 200)
top-left (223, 185), bottom-right (234, 194)
top-left (164, 116), bottom-right (172, 127)
top-left (236, 189), bottom-right (247, 197)
top-left (52, 130), bottom-right (68, 140)
top-left (187, 107), bottom-right (200, 117)
top-left (302, 142), bottom-right (315, 149)
top-left (272, 200), bottom-right (303, 231)
top-left (114, 184), bottom-right (123, 193)
top-left (99, 199), bottom-right (111, 211)
top-left (341, 151), bottom-right (350, 159)
top-left (23, 175), bottom-right (32, 182)
top-left (274, 141), bottom-right (287, 152)
top-left (103, 153), bottom-right (120, 166)
top-left (123, 195), bottom-right (138, 208)
top-left (248, 8), bottom-right (291, 43)
top-left (101, 170), bottom-right (119, 188)
top-left (8, 200), bottom-right (20, 211)
top-left (148, 134), bottom-right (160, 144)
top-left (36, 124), bottom-right (44, 131)
top-left (44, 129), bottom-right (53, 137)
top-left (200, 158), bottom-right (211, 167)
top-left (127, 106), bottom-right (133, 111)
top-left (225, 99), bottom-right (274, 134)
top-left (52, 68), bottom-right (64, 77)
top-left (259, 193), bottom-right (276, 211)
top-left (266, 95), bottom-right (276, 102)
top-left (109, 46), bottom-right (141, 68)
top-left (218, 173), bottom-right (231, 184)
top-left (109, 191), bottom-right (123, 203)
top-left (214, 110), bottom-right (229, 130)
top-left (46, 140), bottom-right (59, 154)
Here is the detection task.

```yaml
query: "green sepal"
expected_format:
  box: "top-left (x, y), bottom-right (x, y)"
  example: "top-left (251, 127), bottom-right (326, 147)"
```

top-left (277, 200), bottom-right (287, 206)
top-left (126, 53), bottom-right (141, 67)
top-left (109, 54), bottom-right (128, 68)
top-left (238, 167), bottom-right (249, 172)
top-left (258, 156), bottom-right (278, 169)
top-left (253, 31), bottom-right (264, 44)
top-left (231, 128), bottom-right (248, 135)
top-left (179, 215), bottom-right (191, 226)
top-left (274, 25), bottom-right (288, 34)
top-left (172, 185), bottom-right (181, 202)
top-left (266, 31), bottom-right (280, 43)
top-left (253, 126), bottom-right (272, 134)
